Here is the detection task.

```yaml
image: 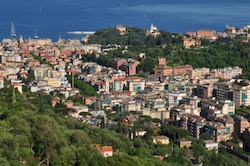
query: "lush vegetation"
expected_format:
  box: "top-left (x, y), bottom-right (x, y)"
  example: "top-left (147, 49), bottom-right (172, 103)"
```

top-left (87, 27), bottom-right (177, 47)
top-left (0, 87), bottom-right (163, 165)
top-left (66, 75), bottom-right (97, 96)
top-left (30, 52), bottom-right (54, 68)
top-left (87, 27), bottom-right (250, 78)
top-left (0, 86), bottom-right (247, 165)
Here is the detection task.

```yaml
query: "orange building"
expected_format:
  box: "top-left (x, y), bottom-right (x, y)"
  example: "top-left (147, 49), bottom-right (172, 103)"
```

top-left (154, 65), bottom-right (193, 77)
top-left (28, 60), bottom-right (40, 67)
top-left (173, 65), bottom-right (193, 75)
top-left (197, 29), bottom-right (216, 38)
top-left (154, 65), bottom-right (173, 77)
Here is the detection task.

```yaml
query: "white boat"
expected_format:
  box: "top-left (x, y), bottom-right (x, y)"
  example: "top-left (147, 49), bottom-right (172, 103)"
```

top-left (11, 22), bottom-right (16, 37)
top-left (34, 29), bottom-right (39, 39)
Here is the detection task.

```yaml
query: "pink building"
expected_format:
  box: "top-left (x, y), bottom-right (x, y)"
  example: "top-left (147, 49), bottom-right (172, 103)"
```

top-left (210, 67), bottom-right (242, 80)
top-left (119, 59), bottom-right (140, 76)
top-left (186, 31), bottom-right (197, 38)
top-left (112, 58), bottom-right (128, 70)
top-left (158, 58), bottom-right (166, 65)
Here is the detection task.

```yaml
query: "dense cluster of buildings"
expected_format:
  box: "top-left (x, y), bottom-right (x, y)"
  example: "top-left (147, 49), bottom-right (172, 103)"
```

top-left (183, 25), bottom-right (250, 48)
top-left (1, 24), bottom-right (250, 154)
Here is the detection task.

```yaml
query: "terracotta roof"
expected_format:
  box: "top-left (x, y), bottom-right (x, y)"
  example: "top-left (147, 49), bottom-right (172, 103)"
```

top-left (101, 146), bottom-right (113, 152)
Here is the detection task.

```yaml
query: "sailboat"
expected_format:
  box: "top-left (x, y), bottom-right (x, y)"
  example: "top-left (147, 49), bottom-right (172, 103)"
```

top-left (34, 29), bottom-right (39, 39)
top-left (11, 22), bottom-right (16, 38)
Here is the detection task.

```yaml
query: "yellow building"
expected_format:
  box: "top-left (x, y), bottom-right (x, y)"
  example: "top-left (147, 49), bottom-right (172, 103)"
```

top-left (188, 68), bottom-right (210, 79)
top-left (178, 138), bottom-right (192, 148)
top-left (143, 108), bottom-right (170, 121)
top-left (183, 37), bottom-right (196, 48)
top-left (47, 77), bottom-right (61, 88)
top-left (152, 135), bottom-right (170, 145)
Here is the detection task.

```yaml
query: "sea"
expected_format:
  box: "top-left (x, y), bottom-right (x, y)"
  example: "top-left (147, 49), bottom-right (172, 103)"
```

top-left (0, 0), bottom-right (250, 41)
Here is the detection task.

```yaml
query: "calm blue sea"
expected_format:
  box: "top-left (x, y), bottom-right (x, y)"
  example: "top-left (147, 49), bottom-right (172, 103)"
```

top-left (0, 0), bottom-right (250, 41)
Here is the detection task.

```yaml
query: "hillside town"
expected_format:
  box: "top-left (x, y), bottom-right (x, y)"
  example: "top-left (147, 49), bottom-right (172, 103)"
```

top-left (1, 23), bottom-right (250, 161)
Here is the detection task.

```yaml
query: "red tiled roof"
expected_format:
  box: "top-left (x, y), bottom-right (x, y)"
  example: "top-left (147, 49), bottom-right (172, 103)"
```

top-left (101, 146), bottom-right (113, 152)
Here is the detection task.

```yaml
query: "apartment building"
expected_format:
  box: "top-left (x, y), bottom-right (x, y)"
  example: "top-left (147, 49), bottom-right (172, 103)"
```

top-left (166, 91), bottom-right (187, 106)
top-left (180, 114), bottom-right (206, 139)
top-left (154, 64), bottom-right (193, 77)
top-left (128, 79), bottom-right (145, 93)
top-left (34, 65), bottom-right (50, 80)
top-left (204, 117), bottom-right (234, 142)
top-left (150, 98), bottom-right (166, 111)
top-left (179, 96), bottom-right (201, 107)
top-left (188, 68), bottom-right (210, 79)
top-left (233, 84), bottom-right (250, 107)
top-left (196, 84), bottom-right (214, 99)
top-left (216, 100), bottom-right (235, 116)
top-left (143, 108), bottom-right (170, 121)
top-left (113, 80), bottom-right (124, 92)
top-left (214, 81), bottom-right (233, 101)
top-left (210, 67), bottom-right (242, 80)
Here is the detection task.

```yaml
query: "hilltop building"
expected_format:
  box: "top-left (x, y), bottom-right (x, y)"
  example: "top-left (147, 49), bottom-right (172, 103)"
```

top-left (146, 24), bottom-right (161, 37)
top-left (116, 25), bottom-right (127, 35)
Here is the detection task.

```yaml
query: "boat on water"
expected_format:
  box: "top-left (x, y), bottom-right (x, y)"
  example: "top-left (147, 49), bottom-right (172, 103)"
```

top-left (11, 22), bottom-right (16, 37)
top-left (34, 29), bottom-right (39, 39)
